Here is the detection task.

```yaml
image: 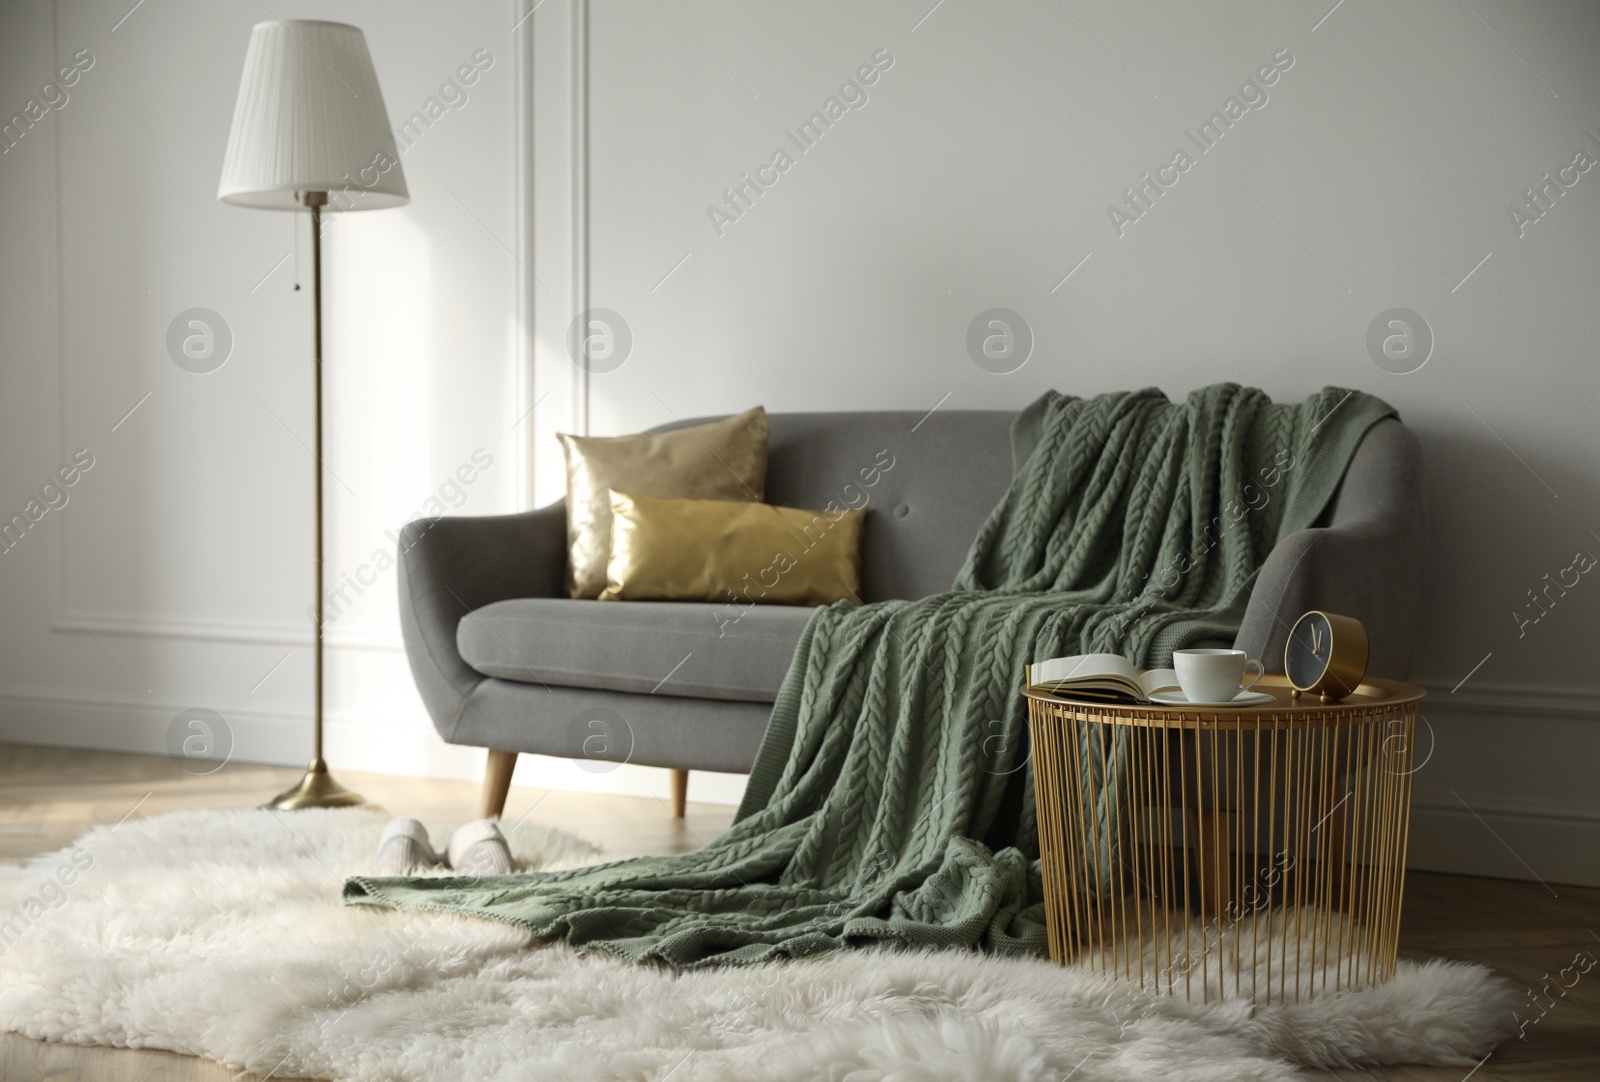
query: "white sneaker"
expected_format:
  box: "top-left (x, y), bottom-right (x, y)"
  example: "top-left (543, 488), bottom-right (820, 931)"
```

top-left (445, 818), bottom-right (514, 875)
top-left (374, 817), bottom-right (442, 875)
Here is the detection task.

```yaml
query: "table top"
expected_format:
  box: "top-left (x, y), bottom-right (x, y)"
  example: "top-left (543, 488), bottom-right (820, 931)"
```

top-left (1022, 672), bottom-right (1425, 728)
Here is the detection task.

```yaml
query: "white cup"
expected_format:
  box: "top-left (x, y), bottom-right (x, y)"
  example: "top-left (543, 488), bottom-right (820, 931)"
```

top-left (1173, 648), bottom-right (1265, 704)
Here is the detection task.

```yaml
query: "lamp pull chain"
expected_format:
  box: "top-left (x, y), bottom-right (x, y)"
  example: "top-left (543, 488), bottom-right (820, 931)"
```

top-left (292, 209), bottom-right (301, 291)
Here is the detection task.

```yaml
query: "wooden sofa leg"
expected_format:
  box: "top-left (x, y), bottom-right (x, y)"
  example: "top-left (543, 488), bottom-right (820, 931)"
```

top-left (481, 749), bottom-right (517, 819)
top-left (669, 769), bottom-right (688, 819)
top-left (1190, 808), bottom-right (1232, 921)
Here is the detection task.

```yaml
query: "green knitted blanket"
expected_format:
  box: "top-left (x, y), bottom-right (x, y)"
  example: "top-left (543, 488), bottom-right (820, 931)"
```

top-left (345, 384), bottom-right (1394, 966)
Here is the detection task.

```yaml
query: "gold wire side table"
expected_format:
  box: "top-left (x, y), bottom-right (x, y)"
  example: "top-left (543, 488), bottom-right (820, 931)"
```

top-left (1025, 674), bottom-right (1425, 1005)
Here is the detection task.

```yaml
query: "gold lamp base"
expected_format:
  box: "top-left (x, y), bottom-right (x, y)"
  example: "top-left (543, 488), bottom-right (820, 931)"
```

top-left (264, 758), bottom-right (365, 810)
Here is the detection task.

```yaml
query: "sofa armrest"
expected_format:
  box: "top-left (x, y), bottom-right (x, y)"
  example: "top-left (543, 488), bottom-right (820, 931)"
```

top-left (1235, 419), bottom-right (1426, 680)
top-left (397, 501), bottom-right (567, 741)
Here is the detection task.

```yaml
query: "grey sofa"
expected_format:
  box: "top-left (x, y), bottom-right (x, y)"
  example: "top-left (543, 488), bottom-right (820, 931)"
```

top-left (398, 410), bottom-right (1424, 819)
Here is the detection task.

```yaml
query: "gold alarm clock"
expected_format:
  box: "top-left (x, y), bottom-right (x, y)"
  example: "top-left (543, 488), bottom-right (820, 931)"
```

top-left (1284, 611), bottom-right (1369, 702)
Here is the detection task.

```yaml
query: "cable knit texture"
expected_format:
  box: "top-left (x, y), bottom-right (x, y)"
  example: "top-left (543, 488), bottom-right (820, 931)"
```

top-left (345, 385), bottom-right (1395, 967)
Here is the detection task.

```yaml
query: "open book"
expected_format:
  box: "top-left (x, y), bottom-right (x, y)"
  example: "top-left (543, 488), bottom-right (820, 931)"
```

top-left (1025, 653), bottom-right (1180, 704)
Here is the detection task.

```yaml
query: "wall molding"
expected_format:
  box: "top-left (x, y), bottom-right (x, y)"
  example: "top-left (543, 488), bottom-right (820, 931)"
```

top-left (514, 0), bottom-right (537, 508)
top-left (523, 0), bottom-right (592, 504)
top-left (1410, 797), bottom-right (1598, 888)
top-left (1415, 680), bottom-right (1600, 721)
top-left (0, 683), bottom-right (417, 770)
top-left (1411, 790), bottom-right (1600, 829)
top-left (0, 681), bottom-right (369, 728)
top-left (48, 610), bottom-right (403, 651)
top-left (0, 683), bottom-right (751, 806)
top-left (571, 0), bottom-right (591, 436)
top-left (0, 683), bottom-right (310, 768)
top-left (42, 0), bottom-right (441, 659)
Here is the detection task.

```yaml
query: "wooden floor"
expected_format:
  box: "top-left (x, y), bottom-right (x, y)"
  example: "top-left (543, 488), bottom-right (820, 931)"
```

top-left (0, 744), bottom-right (1594, 1081)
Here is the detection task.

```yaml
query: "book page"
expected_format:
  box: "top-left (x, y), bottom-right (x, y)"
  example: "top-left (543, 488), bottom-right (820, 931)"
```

top-left (1137, 669), bottom-right (1181, 697)
top-left (1030, 653), bottom-right (1139, 685)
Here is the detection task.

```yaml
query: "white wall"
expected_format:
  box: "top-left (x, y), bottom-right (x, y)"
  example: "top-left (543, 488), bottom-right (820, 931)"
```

top-left (0, 0), bottom-right (750, 810)
top-left (2, 1), bottom-right (1598, 882)
top-left (528, 0), bottom-right (1600, 883)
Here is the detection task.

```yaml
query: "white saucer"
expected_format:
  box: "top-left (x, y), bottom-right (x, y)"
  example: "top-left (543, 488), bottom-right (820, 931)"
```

top-left (1148, 689), bottom-right (1276, 707)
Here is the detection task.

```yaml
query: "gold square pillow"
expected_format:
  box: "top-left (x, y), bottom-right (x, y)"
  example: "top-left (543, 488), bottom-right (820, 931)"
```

top-left (558, 406), bottom-right (768, 599)
top-left (601, 491), bottom-right (866, 606)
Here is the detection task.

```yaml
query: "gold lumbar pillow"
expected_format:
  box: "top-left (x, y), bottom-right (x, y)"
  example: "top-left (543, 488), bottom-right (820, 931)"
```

top-left (601, 491), bottom-right (866, 607)
top-left (558, 407), bottom-right (768, 599)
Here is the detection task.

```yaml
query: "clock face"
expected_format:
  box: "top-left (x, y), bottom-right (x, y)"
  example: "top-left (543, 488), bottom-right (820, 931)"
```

top-left (1286, 612), bottom-right (1333, 689)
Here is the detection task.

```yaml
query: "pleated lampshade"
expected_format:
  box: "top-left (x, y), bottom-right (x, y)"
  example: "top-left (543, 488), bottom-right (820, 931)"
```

top-left (218, 20), bottom-right (408, 211)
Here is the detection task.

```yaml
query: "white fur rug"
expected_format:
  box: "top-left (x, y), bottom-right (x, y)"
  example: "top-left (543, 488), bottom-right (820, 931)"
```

top-left (0, 808), bottom-right (1517, 1082)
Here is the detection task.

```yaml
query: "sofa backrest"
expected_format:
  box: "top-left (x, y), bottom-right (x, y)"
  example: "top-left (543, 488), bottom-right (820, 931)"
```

top-left (673, 409), bottom-right (1413, 609)
top-left (674, 410), bottom-right (1018, 602)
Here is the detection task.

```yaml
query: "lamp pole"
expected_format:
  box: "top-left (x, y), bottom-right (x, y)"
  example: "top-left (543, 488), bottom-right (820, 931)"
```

top-left (265, 192), bottom-right (362, 810)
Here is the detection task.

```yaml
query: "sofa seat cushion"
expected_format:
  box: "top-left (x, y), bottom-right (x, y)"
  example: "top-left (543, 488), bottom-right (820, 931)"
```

top-left (456, 598), bottom-right (814, 703)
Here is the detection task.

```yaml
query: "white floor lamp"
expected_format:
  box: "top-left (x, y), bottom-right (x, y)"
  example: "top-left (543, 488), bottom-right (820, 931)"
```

top-left (218, 20), bottom-right (410, 809)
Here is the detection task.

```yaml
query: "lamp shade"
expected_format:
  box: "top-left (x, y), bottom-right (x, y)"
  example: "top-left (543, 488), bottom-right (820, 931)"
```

top-left (218, 20), bottom-right (408, 211)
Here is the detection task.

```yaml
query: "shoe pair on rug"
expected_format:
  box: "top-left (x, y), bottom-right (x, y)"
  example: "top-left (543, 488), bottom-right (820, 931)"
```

top-left (374, 817), bottom-right (514, 876)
